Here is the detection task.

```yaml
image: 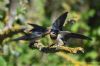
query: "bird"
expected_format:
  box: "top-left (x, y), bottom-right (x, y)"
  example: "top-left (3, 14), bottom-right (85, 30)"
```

top-left (49, 12), bottom-right (68, 46)
top-left (50, 12), bottom-right (68, 40)
top-left (26, 12), bottom-right (69, 47)
top-left (49, 12), bottom-right (92, 47)
top-left (13, 24), bottom-right (49, 48)
top-left (13, 12), bottom-right (92, 48)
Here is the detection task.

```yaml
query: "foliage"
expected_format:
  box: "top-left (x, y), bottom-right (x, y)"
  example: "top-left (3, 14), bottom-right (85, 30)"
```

top-left (0, 0), bottom-right (100, 66)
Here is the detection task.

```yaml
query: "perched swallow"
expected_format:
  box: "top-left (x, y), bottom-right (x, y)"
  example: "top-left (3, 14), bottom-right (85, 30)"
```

top-left (50, 12), bottom-right (68, 40)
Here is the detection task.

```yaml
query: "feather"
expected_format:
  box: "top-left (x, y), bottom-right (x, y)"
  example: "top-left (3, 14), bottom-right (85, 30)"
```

top-left (52, 12), bottom-right (68, 30)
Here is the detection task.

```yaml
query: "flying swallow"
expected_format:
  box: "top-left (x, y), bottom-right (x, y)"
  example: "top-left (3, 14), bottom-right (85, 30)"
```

top-left (13, 12), bottom-right (92, 48)
top-left (13, 24), bottom-right (49, 48)
top-left (26, 12), bottom-right (68, 47)
top-left (49, 12), bottom-right (91, 47)
top-left (50, 12), bottom-right (68, 40)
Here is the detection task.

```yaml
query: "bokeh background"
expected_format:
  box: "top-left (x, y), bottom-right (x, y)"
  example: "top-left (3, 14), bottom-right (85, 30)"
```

top-left (0, 0), bottom-right (100, 66)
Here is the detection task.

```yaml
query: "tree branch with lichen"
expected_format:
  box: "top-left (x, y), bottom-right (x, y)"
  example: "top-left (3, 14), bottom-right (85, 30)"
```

top-left (31, 42), bottom-right (84, 53)
top-left (56, 52), bottom-right (91, 66)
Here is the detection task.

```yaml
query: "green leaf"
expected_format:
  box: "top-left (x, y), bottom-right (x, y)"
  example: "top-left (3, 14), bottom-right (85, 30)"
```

top-left (85, 51), bottom-right (97, 59)
top-left (0, 56), bottom-right (7, 66)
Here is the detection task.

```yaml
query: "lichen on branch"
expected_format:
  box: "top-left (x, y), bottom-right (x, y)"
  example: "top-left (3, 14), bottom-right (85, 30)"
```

top-left (31, 42), bottom-right (84, 53)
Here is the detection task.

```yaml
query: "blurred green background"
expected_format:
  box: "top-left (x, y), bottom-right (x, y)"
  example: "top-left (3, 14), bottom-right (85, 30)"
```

top-left (0, 0), bottom-right (100, 66)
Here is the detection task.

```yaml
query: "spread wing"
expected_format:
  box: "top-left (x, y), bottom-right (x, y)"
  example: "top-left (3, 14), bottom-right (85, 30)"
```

top-left (52, 12), bottom-right (68, 31)
top-left (28, 23), bottom-right (47, 32)
top-left (13, 24), bottom-right (48, 41)
top-left (60, 31), bottom-right (92, 41)
top-left (13, 32), bottom-right (43, 41)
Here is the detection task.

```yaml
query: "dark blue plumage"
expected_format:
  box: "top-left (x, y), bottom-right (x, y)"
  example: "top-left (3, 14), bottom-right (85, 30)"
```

top-left (13, 24), bottom-right (49, 48)
top-left (52, 12), bottom-right (68, 31)
top-left (28, 23), bottom-right (47, 33)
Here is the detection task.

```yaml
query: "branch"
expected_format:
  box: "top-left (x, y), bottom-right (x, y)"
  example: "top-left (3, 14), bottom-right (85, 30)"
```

top-left (31, 42), bottom-right (84, 53)
top-left (56, 52), bottom-right (91, 66)
top-left (0, 25), bottom-right (25, 43)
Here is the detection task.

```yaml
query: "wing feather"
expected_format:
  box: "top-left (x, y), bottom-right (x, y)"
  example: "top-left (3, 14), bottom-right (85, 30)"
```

top-left (52, 12), bottom-right (68, 30)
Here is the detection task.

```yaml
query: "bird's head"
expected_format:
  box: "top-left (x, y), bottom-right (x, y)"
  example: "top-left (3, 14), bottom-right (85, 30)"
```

top-left (50, 29), bottom-right (59, 39)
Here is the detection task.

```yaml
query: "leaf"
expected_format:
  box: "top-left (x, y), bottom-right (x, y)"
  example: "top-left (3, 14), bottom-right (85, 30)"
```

top-left (0, 56), bottom-right (7, 66)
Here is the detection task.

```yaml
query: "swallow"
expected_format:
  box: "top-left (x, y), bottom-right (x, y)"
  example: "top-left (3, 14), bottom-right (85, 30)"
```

top-left (13, 24), bottom-right (49, 48)
top-left (26, 12), bottom-right (68, 47)
top-left (50, 12), bottom-right (68, 41)
top-left (49, 12), bottom-right (91, 47)
top-left (14, 12), bottom-right (68, 47)
top-left (13, 12), bottom-right (92, 48)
